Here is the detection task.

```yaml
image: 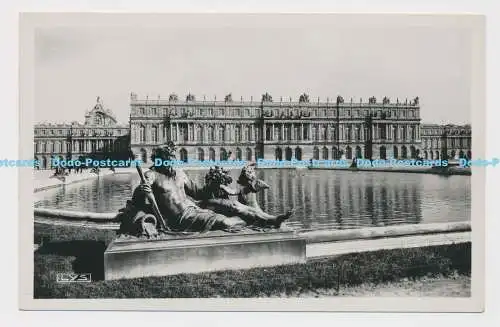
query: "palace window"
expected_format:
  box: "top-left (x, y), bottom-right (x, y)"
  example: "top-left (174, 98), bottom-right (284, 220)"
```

top-left (140, 108), bottom-right (145, 115)
top-left (345, 126), bottom-right (351, 141)
top-left (197, 125), bottom-right (204, 143)
top-left (303, 125), bottom-right (309, 140)
top-left (275, 125), bottom-right (281, 141)
top-left (219, 126), bottom-right (225, 142)
top-left (182, 124), bottom-right (189, 142)
top-left (246, 148), bottom-right (252, 161)
top-left (152, 125), bottom-right (158, 143)
top-left (139, 125), bottom-right (146, 142)
top-left (152, 108), bottom-right (157, 116)
top-left (295, 124), bottom-right (301, 141)
top-left (245, 125), bottom-right (251, 141)
top-left (356, 126), bottom-right (361, 141)
top-left (235, 125), bottom-right (241, 142)
top-left (209, 126), bottom-right (215, 142)
top-left (285, 125), bottom-right (291, 141)
top-left (245, 109), bottom-right (250, 117)
top-left (322, 125), bottom-right (328, 140)
top-left (175, 125), bottom-right (182, 141)
top-left (380, 125), bottom-right (387, 140)
top-left (331, 127), bottom-right (336, 141)
top-left (313, 125), bottom-right (319, 141)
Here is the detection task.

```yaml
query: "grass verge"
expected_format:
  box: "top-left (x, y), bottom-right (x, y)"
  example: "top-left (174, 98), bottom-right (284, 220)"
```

top-left (34, 223), bottom-right (471, 298)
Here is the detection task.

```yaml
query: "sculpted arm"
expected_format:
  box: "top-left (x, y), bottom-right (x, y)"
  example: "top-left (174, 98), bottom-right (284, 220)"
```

top-left (220, 184), bottom-right (240, 196)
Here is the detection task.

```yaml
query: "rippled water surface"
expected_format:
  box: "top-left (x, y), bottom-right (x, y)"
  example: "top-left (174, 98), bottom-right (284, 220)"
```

top-left (34, 169), bottom-right (470, 231)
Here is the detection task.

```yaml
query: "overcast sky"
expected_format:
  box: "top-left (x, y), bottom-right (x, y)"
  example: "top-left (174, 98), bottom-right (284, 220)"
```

top-left (34, 14), bottom-right (475, 125)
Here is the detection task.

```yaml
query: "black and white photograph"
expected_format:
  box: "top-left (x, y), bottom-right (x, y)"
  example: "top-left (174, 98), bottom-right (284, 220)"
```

top-left (18, 12), bottom-right (485, 311)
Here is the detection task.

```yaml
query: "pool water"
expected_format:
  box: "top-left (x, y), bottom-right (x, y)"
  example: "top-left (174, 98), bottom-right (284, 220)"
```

top-left (34, 169), bottom-right (470, 231)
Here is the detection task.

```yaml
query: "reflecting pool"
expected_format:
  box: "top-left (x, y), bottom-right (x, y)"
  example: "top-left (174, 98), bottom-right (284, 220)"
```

top-left (34, 169), bottom-right (470, 231)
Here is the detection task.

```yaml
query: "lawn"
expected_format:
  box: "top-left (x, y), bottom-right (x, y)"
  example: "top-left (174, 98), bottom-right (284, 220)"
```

top-left (34, 223), bottom-right (471, 298)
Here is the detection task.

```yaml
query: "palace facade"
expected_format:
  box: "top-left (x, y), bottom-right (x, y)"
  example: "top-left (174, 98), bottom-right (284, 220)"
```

top-left (421, 124), bottom-right (472, 160)
top-left (34, 98), bottom-right (130, 169)
top-left (129, 93), bottom-right (423, 163)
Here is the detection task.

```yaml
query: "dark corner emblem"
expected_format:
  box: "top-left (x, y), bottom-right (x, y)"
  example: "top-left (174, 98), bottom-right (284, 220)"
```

top-left (56, 273), bottom-right (92, 283)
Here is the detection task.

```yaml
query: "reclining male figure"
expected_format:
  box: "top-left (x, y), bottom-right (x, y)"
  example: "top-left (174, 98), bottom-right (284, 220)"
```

top-left (131, 163), bottom-right (292, 233)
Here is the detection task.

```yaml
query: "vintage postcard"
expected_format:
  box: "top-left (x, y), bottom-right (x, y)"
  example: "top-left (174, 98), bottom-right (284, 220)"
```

top-left (19, 13), bottom-right (485, 311)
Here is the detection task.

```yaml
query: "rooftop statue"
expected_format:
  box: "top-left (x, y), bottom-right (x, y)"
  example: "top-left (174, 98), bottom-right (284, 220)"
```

top-left (299, 93), bottom-right (310, 103)
top-left (168, 93), bottom-right (179, 102)
top-left (116, 142), bottom-right (293, 238)
top-left (262, 92), bottom-right (273, 103)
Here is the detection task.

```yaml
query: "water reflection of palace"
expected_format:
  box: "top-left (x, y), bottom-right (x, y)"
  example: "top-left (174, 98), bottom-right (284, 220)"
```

top-left (34, 170), bottom-right (470, 230)
top-left (257, 170), bottom-right (423, 230)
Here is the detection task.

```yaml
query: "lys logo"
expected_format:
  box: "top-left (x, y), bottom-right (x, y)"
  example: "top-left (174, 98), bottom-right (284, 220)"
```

top-left (56, 273), bottom-right (92, 283)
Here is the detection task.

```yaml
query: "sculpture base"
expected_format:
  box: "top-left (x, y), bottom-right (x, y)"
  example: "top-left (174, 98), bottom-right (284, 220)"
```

top-left (104, 230), bottom-right (306, 280)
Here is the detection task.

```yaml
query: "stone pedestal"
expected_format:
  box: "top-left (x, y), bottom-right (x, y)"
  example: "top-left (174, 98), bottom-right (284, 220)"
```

top-left (104, 230), bottom-right (306, 280)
